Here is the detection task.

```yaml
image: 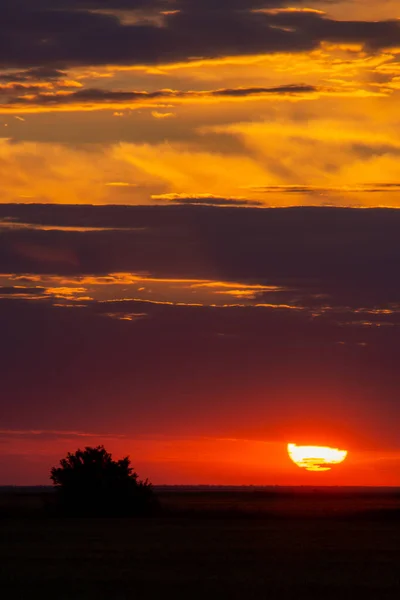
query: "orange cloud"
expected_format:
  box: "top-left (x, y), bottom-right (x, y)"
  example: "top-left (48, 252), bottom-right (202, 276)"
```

top-left (151, 111), bottom-right (175, 119)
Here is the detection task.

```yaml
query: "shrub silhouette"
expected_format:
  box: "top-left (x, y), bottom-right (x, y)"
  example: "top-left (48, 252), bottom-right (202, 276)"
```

top-left (50, 445), bottom-right (155, 516)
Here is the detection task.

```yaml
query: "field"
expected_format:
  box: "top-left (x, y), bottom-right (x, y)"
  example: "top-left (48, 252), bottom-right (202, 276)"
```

top-left (1, 488), bottom-right (400, 599)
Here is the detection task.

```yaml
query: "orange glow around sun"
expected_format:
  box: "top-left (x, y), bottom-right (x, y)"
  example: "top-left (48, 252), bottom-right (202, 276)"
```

top-left (287, 443), bottom-right (348, 472)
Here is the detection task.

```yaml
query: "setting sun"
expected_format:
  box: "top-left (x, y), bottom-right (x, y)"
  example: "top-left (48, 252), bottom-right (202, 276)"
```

top-left (287, 443), bottom-right (348, 472)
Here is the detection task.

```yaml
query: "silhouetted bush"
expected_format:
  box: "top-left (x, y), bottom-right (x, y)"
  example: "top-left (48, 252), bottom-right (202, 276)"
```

top-left (50, 446), bottom-right (156, 517)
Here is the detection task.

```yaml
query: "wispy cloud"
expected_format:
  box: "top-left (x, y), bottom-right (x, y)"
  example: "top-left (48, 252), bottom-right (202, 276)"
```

top-left (248, 183), bottom-right (400, 194)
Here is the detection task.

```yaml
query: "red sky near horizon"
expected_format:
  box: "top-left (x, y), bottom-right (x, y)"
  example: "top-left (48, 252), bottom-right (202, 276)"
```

top-left (0, 0), bottom-right (400, 486)
top-left (1, 431), bottom-right (400, 487)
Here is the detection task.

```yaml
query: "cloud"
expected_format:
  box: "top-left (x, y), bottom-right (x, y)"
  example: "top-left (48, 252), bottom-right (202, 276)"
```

top-left (0, 286), bottom-right (46, 296)
top-left (105, 181), bottom-right (138, 187)
top-left (0, 1), bottom-right (322, 12)
top-left (248, 183), bottom-right (400, 194)
top-left (0, 67), bottom-right (67, 83)
top-left (0, 428), bottom-right (126, 440)
top-left (0, 271), bottom-right (287, 307)
top-left (214, 85), bottom-right (317, 97)
top-left (151, 111), bottom-right (175, 119)
top-left (1, 84), bottom-right (318, 113)
top-left (1, 204), bottom-right (399, 312)
top-left (0, 130), bottom-right (399, 209)
top-left (0, 4), bottom-right (399, 72)
top-left (151, 193), bottom-right (262, 206)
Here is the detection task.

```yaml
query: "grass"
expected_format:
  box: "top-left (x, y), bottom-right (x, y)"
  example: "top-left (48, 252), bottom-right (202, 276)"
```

top-left (1, 489), bottom-right (400, 599)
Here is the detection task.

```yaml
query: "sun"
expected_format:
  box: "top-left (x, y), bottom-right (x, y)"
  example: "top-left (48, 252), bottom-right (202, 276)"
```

top-left (287, 443), bottom-right (348, 472)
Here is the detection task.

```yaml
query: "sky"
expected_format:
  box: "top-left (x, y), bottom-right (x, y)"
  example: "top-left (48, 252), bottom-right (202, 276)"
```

top-left (0, 0), bottom-right (399, 486)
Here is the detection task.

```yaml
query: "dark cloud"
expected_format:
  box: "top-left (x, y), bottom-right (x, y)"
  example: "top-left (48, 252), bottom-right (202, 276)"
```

top-left (212, 85), bottom-right (316, 97)
top-left (4, 84), bottom-right (318, 107)
top-left (0, 4), bottom-right (398, 70)
top-left (152, 194), bottom-right (263, 207)
top-left (268, 9), bottom-right (400, 50)
top-left (0, 286), bottom-right (46, 295)
top-left (0, 204), bottom-right (399, 311)
top-left (0, 1), bottom-right (322, 11)
top-left (0, 67), bottom-right (67, 83)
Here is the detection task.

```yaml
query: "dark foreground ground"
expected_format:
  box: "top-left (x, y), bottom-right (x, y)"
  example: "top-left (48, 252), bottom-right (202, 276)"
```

top-left (1, 489), bottom-right (400, 599)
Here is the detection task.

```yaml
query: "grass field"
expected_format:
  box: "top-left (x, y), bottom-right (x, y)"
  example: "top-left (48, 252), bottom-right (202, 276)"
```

top-left (1, 489), bottom-right (400, 599)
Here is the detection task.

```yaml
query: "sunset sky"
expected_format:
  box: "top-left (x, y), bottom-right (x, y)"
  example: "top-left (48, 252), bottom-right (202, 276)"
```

top-left (1, 0), bottom-right (399, 486)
